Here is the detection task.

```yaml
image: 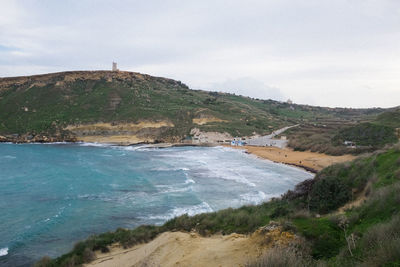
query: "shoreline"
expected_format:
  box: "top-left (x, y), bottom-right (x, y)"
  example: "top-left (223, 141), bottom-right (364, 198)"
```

top-left (224, 145), bottom-right (355, 173)
top-left (1, 140), bottom-right (354, 173)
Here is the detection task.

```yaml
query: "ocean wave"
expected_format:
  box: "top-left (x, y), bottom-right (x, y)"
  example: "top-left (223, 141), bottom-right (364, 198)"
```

top-left (239, 191), bottom-right (278, 205)
top-left (206, 168), bottom-right (256, 187)
top-left (43, 206), bottom-right (66, 223)
top-left (2, 155), bottom-right (16, 159)
top-left (147, 202), bottom-right (213, 221)
top-left (185, 178), bottom-right (195, 184)
top-left (155, 185), bottom-right (191, 194)
top-left (77, 142), bottom-right (113, 147)
top-left (0, 247), bottom-right (8, 257)
top-left (43, 142), bottom-right (71, 145)
top-left (151, 167), bottom-right (190, 172)
top-left (120, 145), bottom-right (152, 151)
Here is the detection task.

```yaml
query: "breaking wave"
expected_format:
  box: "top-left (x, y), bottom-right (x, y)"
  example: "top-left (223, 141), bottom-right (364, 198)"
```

top-left (147, 202), bottom-right (213, 221)
top-left (0, 247), bottom-right (8, 257)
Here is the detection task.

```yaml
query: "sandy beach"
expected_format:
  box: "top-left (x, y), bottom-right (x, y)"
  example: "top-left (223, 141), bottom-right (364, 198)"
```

top-left (225, 145), bottom-right (355, 172)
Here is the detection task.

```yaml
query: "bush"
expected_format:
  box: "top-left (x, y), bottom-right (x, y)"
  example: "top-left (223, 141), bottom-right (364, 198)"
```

top-left (291, 209), bottom-right (312, 219)
top-left (309, 176), bottom-right (351, 214)
top-left (34, 256), bottom-right (52, 267)
top-left (271, 206), bottom-right (289, 218)
top-left (395, 169), bottom-right (400, 180)
top-left (246, 247), bottom-right (307, 267)
top-left (293, 217), bottom-right (344, 259)
top-left (247, 237), bottom-right (313, 267)
top-left (333, 122), bottom-right (397, 147)
top-left (82, 247), bottom-right (95, 262)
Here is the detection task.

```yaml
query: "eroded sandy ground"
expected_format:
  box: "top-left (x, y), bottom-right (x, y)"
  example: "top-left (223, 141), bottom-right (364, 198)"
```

top-left (85, 226), bottom-right (296, 267)
top-left (85, 232), bottom-right (261, 267)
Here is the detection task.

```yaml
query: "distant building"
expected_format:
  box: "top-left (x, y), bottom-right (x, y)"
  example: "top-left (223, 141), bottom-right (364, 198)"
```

top-left (231, 137), bottom-right (245, 146)
top-left (287, 99), bottom-right (293, 104)
top-left (112, 62), bottom-right (119, 71)
top-left (344, 141), bottom-right (356, 148)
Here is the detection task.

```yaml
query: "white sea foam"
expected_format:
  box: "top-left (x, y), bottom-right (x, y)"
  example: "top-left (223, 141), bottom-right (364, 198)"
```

top-left (3, 155), bottom-right (16, 159)
top-left (204, 168), bottom-right (256, 187)
top-left (239, 191), bottom-right (279, 205)
top-left (172, 201), bottom-right (213, 217)
top-left (185, 178), bottom-right (195, 184)
top-left (156, 185), bottom-right (191, 194)
top-left (0, 247), bottom-right (8, 257)
top-left (148, 202), bottom-right (213, 221)
top-left (121, 145), bottom-right (151, 151)
top-left (151, 167), bottom-right (190, 172)
top-left (77, 142), bottom-right (113, 147)
top-left (44, 142), bottom-right (70, 145)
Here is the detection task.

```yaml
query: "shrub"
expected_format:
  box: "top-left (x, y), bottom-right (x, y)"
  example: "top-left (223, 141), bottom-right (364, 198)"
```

top-left (271, 206), bottom-right (289, 218)
top-left (82, 247), bottom-right (95, 262)
top-left (246, 247), bottom-right (307, 267)
top-left (395, 169), bottom-right (400, 180)
top-left (34, 256), bottom-right (52, 267)
top-left (291, 209), bottom-right (312, 219)
top-left (247, 237), bottom-right (313, 267)
top-left (333, 122), bottom-right (397, 147)
top-left (309, 176), bottom-right (351, 213)
top-left (293, 218), bottom-right (344, 259)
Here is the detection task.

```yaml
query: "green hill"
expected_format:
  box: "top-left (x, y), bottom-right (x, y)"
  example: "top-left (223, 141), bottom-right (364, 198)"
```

top-left (0, 71), bottom-right (386, 144)
top-left (375, 107), bottom-right (400, 128)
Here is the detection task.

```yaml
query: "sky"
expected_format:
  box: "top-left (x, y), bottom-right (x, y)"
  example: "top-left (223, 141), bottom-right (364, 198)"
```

top-left (1, 0), bottom-right (400, 108)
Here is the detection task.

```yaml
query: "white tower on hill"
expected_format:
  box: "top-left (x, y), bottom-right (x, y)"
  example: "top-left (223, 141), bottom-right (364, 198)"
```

top-left (112, 62), bottom-right (119, 71)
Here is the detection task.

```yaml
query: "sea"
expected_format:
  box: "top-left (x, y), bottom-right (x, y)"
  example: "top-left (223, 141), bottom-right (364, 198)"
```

top-left (0, 143), bottom-right (313, 266)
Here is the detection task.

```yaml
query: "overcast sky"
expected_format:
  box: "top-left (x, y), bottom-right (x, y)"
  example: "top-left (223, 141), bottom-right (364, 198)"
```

top-left (1, 0), bottom-right (400, 108)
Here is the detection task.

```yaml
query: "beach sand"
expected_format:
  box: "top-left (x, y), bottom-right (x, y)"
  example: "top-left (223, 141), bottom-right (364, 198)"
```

top-left (225, 145), bottom-right (355, 172)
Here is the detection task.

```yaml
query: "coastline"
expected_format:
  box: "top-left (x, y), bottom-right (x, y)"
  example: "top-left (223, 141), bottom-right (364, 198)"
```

top-left (7, 141), bottom-right (356, 266)
top-left (224, 145), bottom-right (355, 173)
top-left (0, 140), bottom-right (354, 173)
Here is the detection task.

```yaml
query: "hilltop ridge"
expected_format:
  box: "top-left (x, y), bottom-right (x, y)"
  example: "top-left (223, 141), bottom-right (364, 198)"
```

top-left (0, 71), bottom-right (395, 153)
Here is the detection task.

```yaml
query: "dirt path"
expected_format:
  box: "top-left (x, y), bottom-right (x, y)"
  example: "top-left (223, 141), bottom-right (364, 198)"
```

top-left (227, 145), bottom-right (355, 172)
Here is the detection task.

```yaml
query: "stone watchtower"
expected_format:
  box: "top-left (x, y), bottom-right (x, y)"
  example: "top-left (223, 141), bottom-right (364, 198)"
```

top-left (112, 62), bottom-right (119, 71)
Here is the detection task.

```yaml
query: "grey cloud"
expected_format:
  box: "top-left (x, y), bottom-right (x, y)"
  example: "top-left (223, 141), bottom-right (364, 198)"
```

top-left (207, 77), bottom-right (286, 102)
top-left (1, 0), bottom-right (400, 107)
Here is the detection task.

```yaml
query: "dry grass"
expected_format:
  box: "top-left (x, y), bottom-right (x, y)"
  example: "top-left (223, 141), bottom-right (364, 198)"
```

top-left (246, 239), bottom-right (314, 267)
top-left (358, 215), bottom-right (400, 266)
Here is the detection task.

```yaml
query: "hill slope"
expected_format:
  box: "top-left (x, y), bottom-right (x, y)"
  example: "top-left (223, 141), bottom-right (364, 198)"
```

top-left (0, 71), bottom-right (386, 144)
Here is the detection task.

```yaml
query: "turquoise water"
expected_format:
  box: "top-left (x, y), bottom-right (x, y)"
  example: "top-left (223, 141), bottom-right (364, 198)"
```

top-left (0, 143), bottom-right (313, 266)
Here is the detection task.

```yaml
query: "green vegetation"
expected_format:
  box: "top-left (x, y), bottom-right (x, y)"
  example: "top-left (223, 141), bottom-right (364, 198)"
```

top-left (0, 71), bottom-right (387, 143)
top-left (333, 122), bottom-right (397, 147)
top-left (286, 123), bottom-right (375, 156)
top-left (375, 107), bottom-right (400, 128)
top-left (36, 145), bottom-right (400, 266)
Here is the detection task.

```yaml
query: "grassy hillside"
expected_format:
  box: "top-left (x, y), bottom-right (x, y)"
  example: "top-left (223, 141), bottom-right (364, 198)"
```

top-left (36, 145), bottom-right (400, 266)
top-left (0, 71), bottom-right (385, 143)
top-left (286, 109), bottom-right (399, 155)
top-left (332, 122), bottom-right (398, 146)
top-left (375, 107), bottom-right (400, 128)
